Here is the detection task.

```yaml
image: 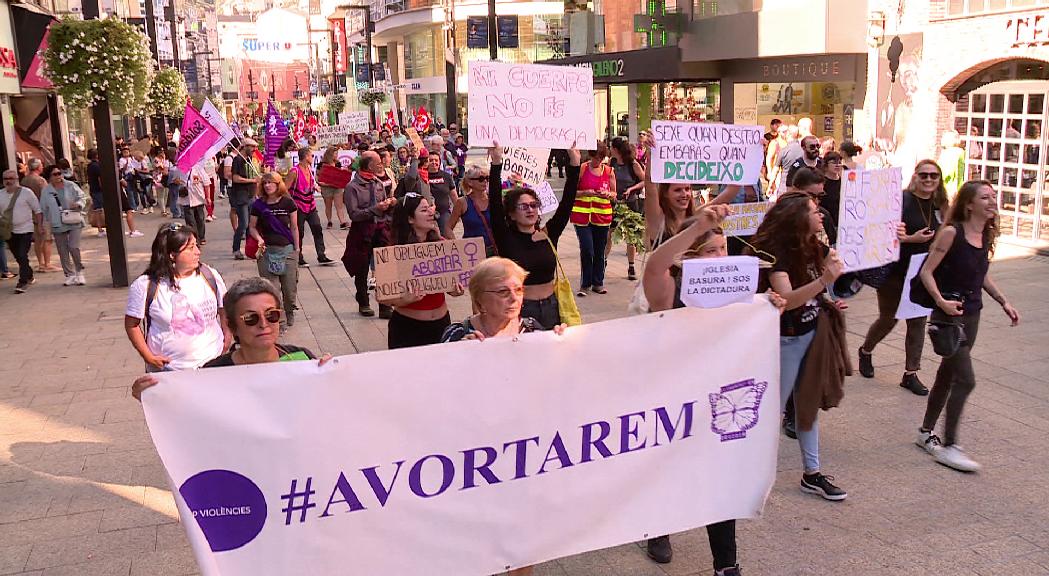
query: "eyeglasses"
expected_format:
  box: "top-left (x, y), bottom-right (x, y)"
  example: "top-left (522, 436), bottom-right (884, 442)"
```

top-left (516, 201), bottom-right (541, 211)
top-left (404, 192), bottom-right (422, 199)
top-left (916, 172), bottom-right (941, 180)
top-left (161, 222), bottom-right (187, 233)
top-left (470, 176), bottom-right (490, 182)
top-left (50, 172), bottom-right (63, 177)
top-left (240, 308), bottom-right (282, 327)
top-left (484, 286), bottom-right (525, 299)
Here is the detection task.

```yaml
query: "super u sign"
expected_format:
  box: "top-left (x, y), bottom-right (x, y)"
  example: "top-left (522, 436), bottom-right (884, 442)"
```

top-left (468, 61), bottom-right (596, 149)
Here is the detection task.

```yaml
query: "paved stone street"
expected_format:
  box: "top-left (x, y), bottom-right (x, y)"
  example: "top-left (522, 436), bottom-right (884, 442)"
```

top-left (1, 190), bottom-right (1048, 576)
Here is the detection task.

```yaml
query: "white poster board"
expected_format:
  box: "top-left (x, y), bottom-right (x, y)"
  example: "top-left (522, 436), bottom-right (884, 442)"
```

top-left (721, 202), bottom-right (772, 237)
top-left (142, 304), bottom-right (780, 576)
top-left (339, 111), bottom-right (370, 133)
top-left (896, 253), bottom-right (933, 320)
top-left (837, 168), bottom-right (903, 273)
top-left (502, 147), bottom-right (549, 190)
top-left (534, 181), bottom-right (558, 215)
top-left (468, 61), bottom-right (596, 149)
top-left (679, 256), bottom-right (759, 309)
top-left (651, 120), bottom-right (764, 185)
top-left (314, 124), bottom-right (353, 147)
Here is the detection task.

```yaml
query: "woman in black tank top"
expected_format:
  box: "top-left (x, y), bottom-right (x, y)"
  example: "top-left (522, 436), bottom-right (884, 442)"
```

top-left (916, 180), bottom-right (1020, 473)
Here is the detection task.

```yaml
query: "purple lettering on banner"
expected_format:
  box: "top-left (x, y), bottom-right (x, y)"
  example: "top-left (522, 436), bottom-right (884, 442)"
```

top-left (617, 411), bottom-right (647, 454)
top-left (361, 461), bottom-right (405, 507)
top-left (320, 472), bottom-right (367, 517)
top-left (179, 469), bottom-right (267, 552)
top-left (461, 447), bottom-right (501, 490)
top-left (579, 420), bottom-right (613, 463)
top-left (652, 402), bottom-right (697, 446)
top-left (409, 454), bottom-right (456, 498)
top-left (502, 436), bottom-right (541, 480)
top-left (536, 432), bottom-right (574, 474)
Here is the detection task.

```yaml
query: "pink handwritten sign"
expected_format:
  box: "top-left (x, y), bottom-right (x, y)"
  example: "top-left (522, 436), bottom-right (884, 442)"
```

top-left (467, 61), bottom-right (596, 150)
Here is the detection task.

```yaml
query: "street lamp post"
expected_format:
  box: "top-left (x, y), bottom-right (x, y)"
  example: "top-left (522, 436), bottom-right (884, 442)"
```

top-left (339, 5), bottom-right (375, 126)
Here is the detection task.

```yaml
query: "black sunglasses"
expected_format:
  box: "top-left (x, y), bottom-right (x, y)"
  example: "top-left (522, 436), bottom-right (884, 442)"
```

top-left (470, 176), bottom-right (490, 182)
top-left (916, 172), bottom-right (941, 180)
top-left (240, 308), bottom-right (282, 327)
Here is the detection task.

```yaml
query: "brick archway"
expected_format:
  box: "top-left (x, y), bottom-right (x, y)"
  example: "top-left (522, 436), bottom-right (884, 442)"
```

top-left (940, 58), bottom-right (1049, 102)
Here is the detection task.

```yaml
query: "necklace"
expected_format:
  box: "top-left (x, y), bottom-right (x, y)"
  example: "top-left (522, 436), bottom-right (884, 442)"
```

top-left (916, 196), bottom-right (932, 229)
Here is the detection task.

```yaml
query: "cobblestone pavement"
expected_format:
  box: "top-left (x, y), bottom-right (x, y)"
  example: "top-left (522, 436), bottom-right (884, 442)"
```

top-left (1, 189), bottom-right (1048, 576)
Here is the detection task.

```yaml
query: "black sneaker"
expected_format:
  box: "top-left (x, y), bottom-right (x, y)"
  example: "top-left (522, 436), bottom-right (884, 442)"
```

top-left (627, 264), bottom-right (637, 281)
top-left (14, 283), bottom-right (27, 294)
top-left (900, 372), bottom-right (929, 396)
top-left (783, 417), bottom-right (797, 440)
top-left (645, 535), bottom-right (672, 564)
top-left (800, 473), bottom-right (847, 501)
top-left (716, 566), bottom-right (742, 576)
top-left (359, 305), bottom-right (375, 317)
top-left (299, 259), bottom-right (309, 268)
top-left (378, 305), bottom-right (393, 319)
top-left (317, 256), bottom-right (336, 266)
top-left (326, 221), bottom-right (333, 229)
top-left (340, 222), bottom-right (349, 230)
top-left (858, 347), bottom-right (874, 378)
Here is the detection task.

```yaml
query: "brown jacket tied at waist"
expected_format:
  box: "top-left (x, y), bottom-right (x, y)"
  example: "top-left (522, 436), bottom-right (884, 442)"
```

top-left (795, 300), bottom-right (852, 432)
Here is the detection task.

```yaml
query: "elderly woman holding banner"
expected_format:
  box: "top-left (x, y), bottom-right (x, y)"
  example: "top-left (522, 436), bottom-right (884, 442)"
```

top-left (132, 277), bottom-right (331, 400)
top-left (377, 193), bottom-right (464, 349)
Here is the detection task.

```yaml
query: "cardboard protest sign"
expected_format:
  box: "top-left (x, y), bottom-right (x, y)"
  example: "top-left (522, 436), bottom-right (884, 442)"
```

top-left (314, 124), bottom-right (352, 147)
top-left (896, 253), bottom-right (933, 320)
top-left (651, 120), bottom-right (763, 185)
top-left (500, 147), bottom-right (549, 190)
top-left (338, 111), bottom-right (370, 133)
top-left (534, 181), bottom-right (558, 215)
top-left (721, 202), bottom-right (772, 237)
top-left (837, 168), bottom-right (903, 273)
top-left (679, 256), bottom-right (759, 309)
top-left (468, 61), bottom-right (595, 149)
top-left (373, 238), bottom-right (485, 298)
top-left (405, 127), bottom-right (425, 150)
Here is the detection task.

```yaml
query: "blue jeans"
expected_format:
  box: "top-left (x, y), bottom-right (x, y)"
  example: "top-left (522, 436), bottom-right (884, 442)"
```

top-left (168, 185), bottom-right (183, 218)
top-left (780, 330), bottom-right (820, 473)
top-left (125, 179), bottom-right (139, 210)
top-left (231, 201), bottom-right (250, 252)
top-left (0, 238), bottom-right (8, 273)
top-left (574, 224), bottom-right (609, 289)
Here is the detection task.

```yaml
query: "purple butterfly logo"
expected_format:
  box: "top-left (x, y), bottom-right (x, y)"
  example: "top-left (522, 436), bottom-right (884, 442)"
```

top-left (709, 379), bottom-right (768, 442)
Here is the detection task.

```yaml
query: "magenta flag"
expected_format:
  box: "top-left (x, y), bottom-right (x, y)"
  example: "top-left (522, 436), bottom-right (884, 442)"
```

top-left (263, 100), bottom-right (289, 169)
top-left (175, 101), bottom-right (223, 173)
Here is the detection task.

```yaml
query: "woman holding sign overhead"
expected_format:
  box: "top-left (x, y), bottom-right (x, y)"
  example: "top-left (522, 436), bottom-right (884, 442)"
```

top-left (377, 193), bottom-right (465, 349)
top-left (487, 143), bottom-right (582, 330)
top-left (858, 159), bottom-right (949, 396)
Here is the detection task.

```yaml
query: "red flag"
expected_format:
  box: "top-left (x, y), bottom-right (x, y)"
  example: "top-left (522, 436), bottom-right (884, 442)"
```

top-left (413, 106), bottom-right (432, 133)
top-left (385, 110), bottom-right (397, 131)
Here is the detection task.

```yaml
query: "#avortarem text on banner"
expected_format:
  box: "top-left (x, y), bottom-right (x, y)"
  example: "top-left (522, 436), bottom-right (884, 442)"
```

top-left (141, 303), bottom-right (781, 576)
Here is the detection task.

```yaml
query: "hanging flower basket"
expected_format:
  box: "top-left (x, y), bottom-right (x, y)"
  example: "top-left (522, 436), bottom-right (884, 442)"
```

top-left (358, 89), bottom-right (386, 106)
top-left (148, 67), bottom-right (189, 117)
top-left (43, 17), bottom-right (153, 113)
top-left (327, 93), bottom-right (346, 114)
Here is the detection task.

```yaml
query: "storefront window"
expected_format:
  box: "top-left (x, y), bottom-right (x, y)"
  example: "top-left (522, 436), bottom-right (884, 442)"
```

top-left (946, 0), bottom-right (1049, 17)
top-left (735, 81), bottom-right (857, 142)
top-left (652, 82), bottom-right (720, 123)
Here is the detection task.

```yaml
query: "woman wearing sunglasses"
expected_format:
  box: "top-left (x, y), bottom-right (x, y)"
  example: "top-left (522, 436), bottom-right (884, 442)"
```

top-left (125, 223), bottom-right (231, 372)
top-left (446, 164), bottom-right (496, 257)
top-left (486, 143), bottom-right (582, 330)
top-left (859, 159), bottom-right (950, 396)
top-left (378, 193), bottom-right (464, 349)
top-left (39, 164), bottom-right (88, 286)
top-left (132, 277), bottom-right (331, 400)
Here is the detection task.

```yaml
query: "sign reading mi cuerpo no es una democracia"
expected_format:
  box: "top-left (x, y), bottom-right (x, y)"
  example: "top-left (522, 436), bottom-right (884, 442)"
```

top-left (652, 120), bottom-right (764, 185)
top-left (468, 61), bottom-right (596, 149)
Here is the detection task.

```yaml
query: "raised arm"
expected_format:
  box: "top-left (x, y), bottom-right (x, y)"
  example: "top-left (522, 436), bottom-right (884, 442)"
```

top-left (487, 149), bottom-right (510, 249)
top-left (641, 135), bottom-right (664, 242)
top-left (643, 206), bottom-right (729, 311)
top-left (544, 144), bottom-right (581, 242)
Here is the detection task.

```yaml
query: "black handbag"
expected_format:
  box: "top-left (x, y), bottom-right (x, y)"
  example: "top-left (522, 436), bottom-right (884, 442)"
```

top-left (928, 317), bottom-right (967, 358)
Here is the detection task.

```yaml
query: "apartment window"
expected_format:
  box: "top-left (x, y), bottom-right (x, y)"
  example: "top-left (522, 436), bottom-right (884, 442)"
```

top-left (948, 0), bottom-right (1049, 16)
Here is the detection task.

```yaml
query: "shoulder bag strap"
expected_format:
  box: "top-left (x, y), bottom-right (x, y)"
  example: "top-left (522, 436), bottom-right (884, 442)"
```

top-left (142, 278), bottom-right (160, 339)
top-left (3, 188), bottom-right (20, 220)
top-left (198, 265), bottom-right (220, 308)
top-left (546, 238), bottom-right (568, 282)
top-left (472, 199), bottom-right (499, 256)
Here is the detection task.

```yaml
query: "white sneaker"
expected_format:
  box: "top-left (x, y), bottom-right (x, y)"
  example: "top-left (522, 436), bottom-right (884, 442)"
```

top-left (74, 272), bottom-right (86, 286)
top-left (915, 430), bottom-right (943, 455)
top-left (935, 445), bottom-right (981, 472)
top-left (128, 230), bottom-right (144, 237)
top-left (62, 275), bottom-right (78, 286)
top-left (98, 229), bottom-right (106, 237)
top-left (205, 216), bottom-right (214, 222)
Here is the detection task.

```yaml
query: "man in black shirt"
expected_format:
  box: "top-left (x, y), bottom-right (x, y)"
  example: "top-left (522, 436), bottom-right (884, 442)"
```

top-left (230, 138), bottom-right (260, 259)
top-left (785, 135), bottom-right (823, 188)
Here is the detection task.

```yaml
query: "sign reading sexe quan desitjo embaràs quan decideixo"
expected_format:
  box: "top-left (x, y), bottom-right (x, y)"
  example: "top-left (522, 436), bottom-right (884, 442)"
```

top-left (373, 238), bottom-right (485, 298)
top-left (651, 120), bottom-right (764, 185)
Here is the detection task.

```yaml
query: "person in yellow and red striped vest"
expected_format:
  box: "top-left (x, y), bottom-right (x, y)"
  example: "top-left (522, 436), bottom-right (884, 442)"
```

top-left (570, 141), bottom-right (616, 296)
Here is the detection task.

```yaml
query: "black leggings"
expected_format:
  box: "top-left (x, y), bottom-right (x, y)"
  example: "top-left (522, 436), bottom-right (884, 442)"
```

top-left (298, 208), bottom-right (327, 259)
top-left (922, 311), bottom-right (981, 446)
top-left (388, 311), bottom-right (450, 349)
top-left (654, 520), bottom-right (736, 570)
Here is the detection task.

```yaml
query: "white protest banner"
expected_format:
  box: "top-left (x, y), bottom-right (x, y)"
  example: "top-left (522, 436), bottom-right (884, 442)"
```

top-left (338, 111), bottom-right (370, 133)
top-left (651, 120), bottom-right (764, 185)
top-left (838, 168), bottom-right (903, 272)
top-left (373, 238), bottom-right (485, 298)
top-left (314, 124), bottom-right (352, 147)
top-left (534, 181), bottom-right (558, 215)
top-left (502, 147), bottom-right (549, 189)
top-left (721, 202), bottom-right (772, 237)
top-left (468, 60), bottom-right (596, 149)
top-left (896, 253), bottom-right (933, 320)
top-left (142, 304), bottom-right (779, 576)
top-left (679, 256), bottom-right (759, 309)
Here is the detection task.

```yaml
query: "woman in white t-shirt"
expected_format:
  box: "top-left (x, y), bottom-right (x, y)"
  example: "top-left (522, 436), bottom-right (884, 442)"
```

top-left (124, 223), bottom-right (231, 371)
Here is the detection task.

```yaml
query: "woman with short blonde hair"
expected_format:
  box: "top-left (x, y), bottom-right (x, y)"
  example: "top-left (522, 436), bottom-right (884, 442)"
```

top-left (248, 172), bottom-right (300, 332)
